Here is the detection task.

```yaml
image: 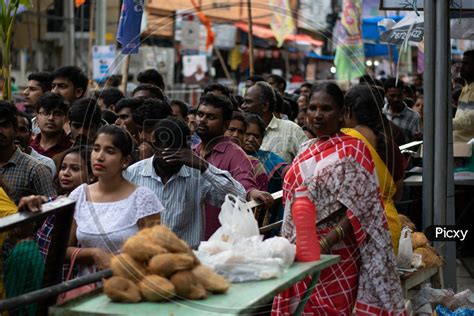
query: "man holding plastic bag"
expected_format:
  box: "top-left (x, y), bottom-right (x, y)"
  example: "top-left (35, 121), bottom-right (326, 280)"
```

top-left (125, 117), bottom-right (246, 249)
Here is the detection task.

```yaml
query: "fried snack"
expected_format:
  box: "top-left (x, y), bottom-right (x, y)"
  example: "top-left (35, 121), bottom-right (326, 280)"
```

top-left (148, 253), bottom-right (196, 277)
top-left (103, 276), bottom-right (142, 303)
top-left (122, 235), bottom-right (168, 262)
top-left (414, 247), bottom-right (443, 267)
top-left (139, 275), bottom-right (176, 302)
top-left (138, 227), bottom-right (154, 238)
top-left (187, 250), bottom-right (201, 266)
top-left (399, 214), bottom-right (416, 231)
top-left (150, 225), bottom-right (189, 253)
top-left (192, 265), bottom-right (230, 294)
top-left (110, 253), bottom-right (146, 282)
top-left (170, 271), bottom-right (207, 300)
top-left (411, 232), bottom-right (429, 249)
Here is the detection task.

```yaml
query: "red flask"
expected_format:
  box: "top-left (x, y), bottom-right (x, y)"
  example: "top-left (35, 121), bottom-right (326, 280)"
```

top-left (291, 186), bottom-right (320, 261)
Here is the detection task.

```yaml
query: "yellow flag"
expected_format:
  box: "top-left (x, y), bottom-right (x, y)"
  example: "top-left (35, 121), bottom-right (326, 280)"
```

top-left (269, 0), bottom-right (295, 47)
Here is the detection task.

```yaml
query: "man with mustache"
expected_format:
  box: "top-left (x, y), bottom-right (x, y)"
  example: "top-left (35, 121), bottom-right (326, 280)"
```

top-left (131, 98), bottom-right (172, 160)
top-left (23, 72), bottom-right (52, 135)
top-left (241, 82), bottom-right (307, 163)
top-left (194, 93), bottom-right (274, 239)
top-left (383, 78), bottom-right (421, 143)
top-left (30, 92), bottom-right (73, 159)
top-left (125, 117), bottom-right (245, 248)
top-left (51, 66), bottom-right (88, 105)
top-left (15, 112), bottom-right (56, 175)
top-left (0, 102), bottom-right (56, 203)
top-left (68, 98), bottom-right (103, 146)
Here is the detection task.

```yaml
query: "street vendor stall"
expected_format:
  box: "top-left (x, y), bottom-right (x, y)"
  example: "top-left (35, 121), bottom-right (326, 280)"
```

top-left (49, 256), bottom-right (339, 316)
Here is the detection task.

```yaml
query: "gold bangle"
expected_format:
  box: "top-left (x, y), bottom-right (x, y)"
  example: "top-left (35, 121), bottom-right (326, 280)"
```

top-left (320, 238), bottom-right (330, 252)
top-left (335, 225), bottom-right (345, 241)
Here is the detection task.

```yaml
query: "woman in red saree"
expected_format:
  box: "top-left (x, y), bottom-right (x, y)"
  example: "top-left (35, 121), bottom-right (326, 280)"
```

top-left (272, 82), bottom-right (405, 315)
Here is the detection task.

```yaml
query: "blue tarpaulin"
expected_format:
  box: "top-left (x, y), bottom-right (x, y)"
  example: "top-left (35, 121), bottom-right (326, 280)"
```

top-left (362, 16), bottom-right (404, 42)
top-left (362, 16), bottom-right (403, 59)
top-left (307, 52), bottom-right (334, 60)
top-left (364, 43), bottom-right (399, 59)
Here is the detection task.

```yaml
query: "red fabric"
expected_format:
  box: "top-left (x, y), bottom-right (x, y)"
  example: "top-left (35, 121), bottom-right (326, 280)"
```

top-left (30, 132), bottom-right (73, 159)
top-left (234, 22), bottom-right (324, 47)
top-left (272, 227), bottom-right (360, 316)
top-left (75, 0), bottom-right (85, 8)
top-left (276, 134), bottom-right (406, 315)
top-left (194, 137), bottom-right (258, 239)
top-left (191, 0), bottom-right (215, 49)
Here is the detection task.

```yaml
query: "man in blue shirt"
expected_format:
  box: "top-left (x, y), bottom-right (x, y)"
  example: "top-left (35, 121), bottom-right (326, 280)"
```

top-left (124, 117), bottom-right (245, 248)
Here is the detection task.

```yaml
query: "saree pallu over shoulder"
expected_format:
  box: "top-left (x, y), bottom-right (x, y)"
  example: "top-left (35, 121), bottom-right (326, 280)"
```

top-left (278, 133), bottom-right (405, 315)
top-left (341, 128), bottom-right (402, 254)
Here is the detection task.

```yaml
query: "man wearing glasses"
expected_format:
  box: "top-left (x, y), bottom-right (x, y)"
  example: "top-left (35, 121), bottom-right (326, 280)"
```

top-left (30, 92), bottom-right (73, 159)
top-left (0, 102), bottom-right (56, 203)
top-left (15, 112), bottom-right (56, 175)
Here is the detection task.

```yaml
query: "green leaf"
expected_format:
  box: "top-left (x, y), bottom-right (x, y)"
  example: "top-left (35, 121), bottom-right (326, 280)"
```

top-left (1, 2), bottom-right (7, 31)
top-left (19, 0), bottom-right (32, 8)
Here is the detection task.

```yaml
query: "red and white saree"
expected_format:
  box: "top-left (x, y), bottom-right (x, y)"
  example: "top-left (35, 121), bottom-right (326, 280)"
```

top-left (272, 134), bottom-right (405, 316)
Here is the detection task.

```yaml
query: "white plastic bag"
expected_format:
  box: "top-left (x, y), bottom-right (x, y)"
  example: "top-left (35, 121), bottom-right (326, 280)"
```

top-left (209, 194), bottom-right (259, 243)
top-left (261, 237), bottom-right (296, 268)
top-left (397, 226), bottom-right (413, 269)
top-left (196, 236), bottom-right (295, 282)
top-left (196, 194), bottom-right (296, 282)
top-left (412, 284), bottom-right (474, 313)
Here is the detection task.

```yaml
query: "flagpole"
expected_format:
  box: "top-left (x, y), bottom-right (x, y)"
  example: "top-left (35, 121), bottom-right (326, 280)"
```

top-left (214, 47), bottom-right (232, 82)
top-left (247, 0), bottom-right (255, 76)
top-left (87, 0), bottom-right (96, 82)
top-left (384, 10), bottom-right (394, 77)
top-left (121, 55), bottom-right (130, 94)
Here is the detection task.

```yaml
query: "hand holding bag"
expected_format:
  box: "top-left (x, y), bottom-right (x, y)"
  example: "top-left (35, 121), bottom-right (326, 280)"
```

top-left (56, 248), bottom-right (96, 304)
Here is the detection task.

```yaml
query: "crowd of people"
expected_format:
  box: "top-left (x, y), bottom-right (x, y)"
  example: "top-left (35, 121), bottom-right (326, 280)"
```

top-left (0, 48), bottom-right (473, 314)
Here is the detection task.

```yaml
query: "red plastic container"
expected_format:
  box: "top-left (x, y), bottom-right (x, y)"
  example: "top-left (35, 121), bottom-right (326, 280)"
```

top-left (291, 186), bottom-right (320, 261)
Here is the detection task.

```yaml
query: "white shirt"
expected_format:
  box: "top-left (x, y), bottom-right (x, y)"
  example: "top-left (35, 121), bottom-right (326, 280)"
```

top-left (261, 115), bottom-right (308, 163)
top-left (124, 158), bottom-right (245, 248)
top-left (70, 184), bottom-right (164, 253)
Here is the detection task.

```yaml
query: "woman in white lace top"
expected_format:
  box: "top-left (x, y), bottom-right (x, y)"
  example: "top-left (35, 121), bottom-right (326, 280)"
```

top-left (67, 125), bottom-right (164, 272)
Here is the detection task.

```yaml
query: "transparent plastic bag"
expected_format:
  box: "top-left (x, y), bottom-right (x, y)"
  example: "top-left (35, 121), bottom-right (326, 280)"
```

top-left (397, 226), bottom-right (413, 269)
top-left (209, 194), bottom-right (259, 243)
top-left (196, 194), bottom-right (295, 282)
top-left (413, 284), bottom-right (474, 314)
top-left (197, 236), bottom-right (291, 282)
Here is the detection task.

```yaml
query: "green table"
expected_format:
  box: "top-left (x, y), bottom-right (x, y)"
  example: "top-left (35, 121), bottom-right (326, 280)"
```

top-left (50, 255), bottom-right (340, 316)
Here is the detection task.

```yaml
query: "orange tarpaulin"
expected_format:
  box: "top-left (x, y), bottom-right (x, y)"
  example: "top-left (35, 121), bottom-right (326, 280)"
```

top-left (234, 22), bottom-right (323, 46)
top-left (191, 0), bottom-right (215, 49)
top-left (75, 0), bottom-right (86, 8)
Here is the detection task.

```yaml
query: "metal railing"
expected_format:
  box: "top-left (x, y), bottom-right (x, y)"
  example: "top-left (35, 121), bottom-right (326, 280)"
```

top-left (251, 191), bottom-right (284, 234)
top-left (0, 191), bottom-right (285, 312)
top-left (0, 197), bottom-right (75, 315)
top-left (166, 86), bottom-right (204, 108)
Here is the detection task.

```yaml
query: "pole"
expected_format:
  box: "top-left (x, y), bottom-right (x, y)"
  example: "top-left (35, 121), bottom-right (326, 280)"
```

top-left (384, 11), bottom-right (394, 77)
top-left (214, 47), bottom-right (232, 82)
top-left (434, 0), bottom-right (455, 290)
top-left (87, 0), bottom-right (96, 82)
top-left (96, 0), bottom-right (106, 45)
top-left (422, 0), bottom-right (435, 232)
top-left (121, 55), bottom-right (131, 94)
top-left (247, 0), bottom-right (255, 76)
top-left (64, 0), bottom-right (75, 65)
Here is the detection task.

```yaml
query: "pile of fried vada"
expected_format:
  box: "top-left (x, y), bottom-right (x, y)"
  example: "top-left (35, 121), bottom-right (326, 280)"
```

top-left (103, 226), bottom-right (230, 303)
